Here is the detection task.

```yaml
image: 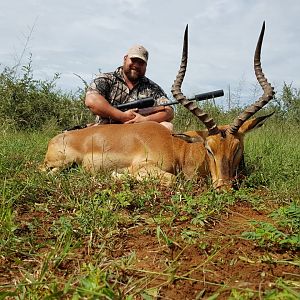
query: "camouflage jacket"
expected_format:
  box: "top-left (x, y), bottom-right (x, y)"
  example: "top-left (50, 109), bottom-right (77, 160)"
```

top-left (87, 67), bottom-right (169, 123)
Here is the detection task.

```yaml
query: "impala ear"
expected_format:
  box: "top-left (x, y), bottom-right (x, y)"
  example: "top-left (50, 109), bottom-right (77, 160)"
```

top-left (172, 133), bottom-right (204, 143)
top-left (238, 112), bottom-right (274, 134)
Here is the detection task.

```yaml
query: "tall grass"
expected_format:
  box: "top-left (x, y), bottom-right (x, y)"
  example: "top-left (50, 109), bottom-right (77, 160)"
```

top-left (245, 120), bottom-right (300, 196)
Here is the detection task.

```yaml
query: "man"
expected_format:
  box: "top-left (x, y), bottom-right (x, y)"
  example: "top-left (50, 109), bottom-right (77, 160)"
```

top-left (85, 45), bottom-right (174, 131)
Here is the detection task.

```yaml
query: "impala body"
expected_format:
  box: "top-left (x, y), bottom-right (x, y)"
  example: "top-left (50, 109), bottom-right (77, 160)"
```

top-left (43, 121), bottom-right (207, 184)
top-left (42, 23), bottom-right (275, 190)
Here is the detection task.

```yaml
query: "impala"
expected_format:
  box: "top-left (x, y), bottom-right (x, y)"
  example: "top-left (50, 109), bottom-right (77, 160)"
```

top-left (42, 23), bottom-right (274, 190)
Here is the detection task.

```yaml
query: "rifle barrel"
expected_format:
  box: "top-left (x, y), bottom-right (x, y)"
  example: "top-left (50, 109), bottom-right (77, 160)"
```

top-left (194, 89), bottom-right (224, 101)
top-left (115, 89), bottom-right (224, 109)
top-left (163, 89), bottom-right (224, 106)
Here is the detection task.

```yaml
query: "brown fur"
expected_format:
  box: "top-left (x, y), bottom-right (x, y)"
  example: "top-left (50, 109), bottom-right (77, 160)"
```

top-left (42, 122), bottom-right (206, 183)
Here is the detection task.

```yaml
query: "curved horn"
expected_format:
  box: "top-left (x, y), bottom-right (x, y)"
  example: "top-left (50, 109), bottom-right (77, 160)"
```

top-left (229, 22), bottom-right (275, 134)
top-left (171, 25), bottom-right (219, 135)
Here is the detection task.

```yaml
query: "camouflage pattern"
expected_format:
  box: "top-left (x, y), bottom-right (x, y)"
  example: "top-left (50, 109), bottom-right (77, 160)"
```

top-left (88, 67), bottom-right (169, 104)
top-left (87, 67), bottom-right (169, 123)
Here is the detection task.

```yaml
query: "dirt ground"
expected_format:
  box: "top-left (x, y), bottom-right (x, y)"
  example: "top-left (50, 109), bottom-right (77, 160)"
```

top-left (1, 202), bottom-right (299, 299)
top-left (117, 203), bottom-right (299, 299)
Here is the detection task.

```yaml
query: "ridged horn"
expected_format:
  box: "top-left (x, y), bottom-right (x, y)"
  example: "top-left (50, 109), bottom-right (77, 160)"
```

top-left (229, 22), bottom-right (275, 134)
top-left (171, 25), bottom-right (219, 135)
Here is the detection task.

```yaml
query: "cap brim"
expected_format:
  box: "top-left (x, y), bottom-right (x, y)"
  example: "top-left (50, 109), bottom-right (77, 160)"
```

top-left (128, 54), bottom-right (147, 63)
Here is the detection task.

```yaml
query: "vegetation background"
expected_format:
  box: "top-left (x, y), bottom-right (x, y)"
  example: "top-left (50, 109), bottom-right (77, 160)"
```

top-left (0, 60), bottom-right (299, 299)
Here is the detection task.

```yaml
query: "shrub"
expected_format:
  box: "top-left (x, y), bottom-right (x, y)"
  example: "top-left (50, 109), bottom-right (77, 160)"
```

top-left (0, 57), bottom-right (93, 130)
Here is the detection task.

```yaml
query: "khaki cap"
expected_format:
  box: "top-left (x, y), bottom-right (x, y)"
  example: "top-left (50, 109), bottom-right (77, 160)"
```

top-left (127, 45), bottom-right (148, 63)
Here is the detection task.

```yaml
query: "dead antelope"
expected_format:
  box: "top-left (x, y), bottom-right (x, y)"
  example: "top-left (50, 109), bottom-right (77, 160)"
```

top-left (42, 23), bottom-right (274, 190)
top-left (171, 22), bottom-right (275, 189)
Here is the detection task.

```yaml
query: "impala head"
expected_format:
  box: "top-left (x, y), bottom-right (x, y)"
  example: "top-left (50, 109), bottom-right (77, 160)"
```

top-left (172, 23), bottom-right (275, 190)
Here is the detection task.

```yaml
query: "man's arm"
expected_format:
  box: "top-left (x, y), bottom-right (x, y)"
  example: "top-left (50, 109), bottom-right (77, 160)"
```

top-left (85, 91), bottom-right (136, 123)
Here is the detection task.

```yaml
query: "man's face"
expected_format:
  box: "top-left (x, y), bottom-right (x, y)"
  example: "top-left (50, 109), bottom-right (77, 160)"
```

top-left (123, 55), bottom-right (147, 83)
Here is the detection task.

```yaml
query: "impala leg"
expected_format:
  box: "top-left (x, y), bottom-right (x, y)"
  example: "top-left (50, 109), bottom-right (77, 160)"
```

top-left (111, 168), bottom-right (173, 184)
top-left (111, 163), bottom-right (175, 185)
top-left (129, 164), bottom-right (176, 185)
top-left (41, 151), bottom-right (71, 173)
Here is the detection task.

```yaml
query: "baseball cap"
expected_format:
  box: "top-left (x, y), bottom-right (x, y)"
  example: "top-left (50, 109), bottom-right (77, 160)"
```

top-left (127, 45), bottom-right (149, 63)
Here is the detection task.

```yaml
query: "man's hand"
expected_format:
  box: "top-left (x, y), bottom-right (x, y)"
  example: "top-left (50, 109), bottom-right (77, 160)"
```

top-left (124, 111), bottom-right (147, 124)
top-left (124, 106), bottom-right (174, 124)
top-left (120, 109), bottom-right (139, 123)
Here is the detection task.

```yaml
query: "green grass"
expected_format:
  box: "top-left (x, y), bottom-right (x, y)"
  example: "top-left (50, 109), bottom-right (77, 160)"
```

top-left (0, 119), bottom-right (299, 299)
top-left (245, 120), bottom-right (300, 196)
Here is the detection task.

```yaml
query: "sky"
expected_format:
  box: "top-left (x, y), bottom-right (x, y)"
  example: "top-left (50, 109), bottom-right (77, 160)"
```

top-left (1, 0), bottom-right (299, 107)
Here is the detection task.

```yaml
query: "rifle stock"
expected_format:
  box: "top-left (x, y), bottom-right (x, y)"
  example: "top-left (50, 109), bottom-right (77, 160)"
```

top-left (135, 106), bottom-right (167, 116)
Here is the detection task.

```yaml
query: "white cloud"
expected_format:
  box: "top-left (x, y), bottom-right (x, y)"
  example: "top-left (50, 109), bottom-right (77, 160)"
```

top-left (0, 0), bottom-right (299, 107)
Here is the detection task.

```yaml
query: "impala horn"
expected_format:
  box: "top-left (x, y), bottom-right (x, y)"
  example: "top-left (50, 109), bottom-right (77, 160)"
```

top-left (171, 25), bottom-right (219, 135)
top-left (229, 22), bottom-right (275, 134)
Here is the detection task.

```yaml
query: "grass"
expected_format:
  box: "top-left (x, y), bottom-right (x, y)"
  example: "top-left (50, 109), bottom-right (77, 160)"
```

top-left (245, 121), bottom-right (300, 196)
top-left (0, 119), bottom-right (299, 299)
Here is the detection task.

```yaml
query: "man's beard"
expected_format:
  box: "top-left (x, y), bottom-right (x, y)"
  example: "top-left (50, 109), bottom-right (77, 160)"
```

top-left (124, 68), bottom-right (142, 83)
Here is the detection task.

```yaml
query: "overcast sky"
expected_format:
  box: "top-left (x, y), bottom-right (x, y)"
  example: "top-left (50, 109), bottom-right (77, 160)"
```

top-left (1, 0), bottom-right (299, 107)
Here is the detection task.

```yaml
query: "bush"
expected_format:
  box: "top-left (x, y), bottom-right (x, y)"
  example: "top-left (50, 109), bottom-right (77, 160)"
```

top-left (269, 83), bottom-right (300, 123)
top-left (173, 83), bottom-right (300, 132)
top-left (1, 56), bottom-right (300, 131)
top-left (0, 57), bottom-right (93, 130)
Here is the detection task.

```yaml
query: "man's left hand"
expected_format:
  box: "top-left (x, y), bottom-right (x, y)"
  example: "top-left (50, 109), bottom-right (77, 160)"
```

top-left (124, 111), bottom-right (147, 124)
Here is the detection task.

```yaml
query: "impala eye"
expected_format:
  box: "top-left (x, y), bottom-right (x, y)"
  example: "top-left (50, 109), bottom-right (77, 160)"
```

top-left (205, 146), bottom-right (214, 156)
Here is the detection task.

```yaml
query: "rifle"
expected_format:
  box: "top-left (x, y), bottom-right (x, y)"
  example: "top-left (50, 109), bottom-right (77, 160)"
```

top-left (115, 89), bottom-right (224, 116)
top-left (65, 89), bottom-right (224, 131)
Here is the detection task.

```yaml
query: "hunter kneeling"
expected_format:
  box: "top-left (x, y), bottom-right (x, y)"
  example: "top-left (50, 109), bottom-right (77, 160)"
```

top-left (84, 44), bottom-right (174, 131)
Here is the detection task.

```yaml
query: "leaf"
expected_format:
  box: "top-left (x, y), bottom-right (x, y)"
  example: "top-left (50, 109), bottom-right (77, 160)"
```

top-left (142, 287), bottom-right (159, 298)
top-left (239, 256), bottom-right (256, 264)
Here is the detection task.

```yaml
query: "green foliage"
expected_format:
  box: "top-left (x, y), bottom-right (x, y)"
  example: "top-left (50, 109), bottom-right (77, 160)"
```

top-left (228, 289), bottom-right (255, 299)
top-left (174, 82), bottom-right (300, 133)
top-left (1, 55), bottom-right (300, 134)
top-left (270, 83), bottom-right (300, 123)
top-left (0, 57), bottom-right (92, 130)
top-left (170, 189), bottom-right (237, 226)
top-left (263, 278), bottom-right (300, 300)
top-left (270, 201), bottom-right (300, 232)
top-left (244, 122), bottom-right (300, 195)
top-left (242, 202), bottom-right (300, 249)
top-left (73, 263), bottom-right (121, 299)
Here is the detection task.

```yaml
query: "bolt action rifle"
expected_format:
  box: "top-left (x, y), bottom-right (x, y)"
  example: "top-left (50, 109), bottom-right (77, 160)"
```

top-left (65, 89), bottom-right (224, 131)
top-left (115, 89), bottom-right (224, 116)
